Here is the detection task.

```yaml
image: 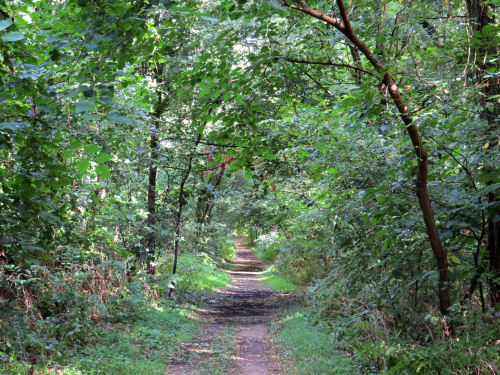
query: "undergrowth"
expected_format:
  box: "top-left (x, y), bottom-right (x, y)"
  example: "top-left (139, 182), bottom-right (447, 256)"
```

top-left (1, 300), bottom-right (199, 375)
top-left (0, 251), bottom-right (231, 374)
top-left (252, 232), bottom-right (281, 261)
top-left (274, 306), bottom-right (499, 374)
top-left (64, 304), bottom-right (198, 375)
top-left (250, 234), bottom-right (296, 292)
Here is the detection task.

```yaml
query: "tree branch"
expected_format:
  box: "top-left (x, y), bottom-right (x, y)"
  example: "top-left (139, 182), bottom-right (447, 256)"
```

top-left (161, 136), bottom-right (257, 149)
top-left (281, 0), bottom-right (344, 30)
top-left (300, 69), bottom-right (335, 96)
top-left (287, 58), bottom-right (374, 75)
top-left (337, 0), bottom-right (353, 34)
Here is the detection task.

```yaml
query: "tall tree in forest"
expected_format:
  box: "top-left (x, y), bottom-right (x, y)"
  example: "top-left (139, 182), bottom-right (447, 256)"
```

top-left (145, 86), bottom-right (167, 274)
top-left (169, 132), bottom-right (203, 297)
top-left (465, 0), bottom-right (500, 305)
top-left (277, 0), bottom-right (452, 314)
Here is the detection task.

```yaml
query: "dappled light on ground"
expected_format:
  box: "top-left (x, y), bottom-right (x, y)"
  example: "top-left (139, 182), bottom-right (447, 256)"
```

top-left (167, 238), bottom-right (290, 375)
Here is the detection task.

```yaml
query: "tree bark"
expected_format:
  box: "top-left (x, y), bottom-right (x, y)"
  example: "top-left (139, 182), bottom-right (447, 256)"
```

top-left (145, 122), bottom-right (158, 274)
top-left (145, 90), bottom-right (166, 275)
top-left (466, 0), bottom-right (500, 306)
top-left (169, 133), bottom-right (202, 298)
top-left (282, 0), bottom-right (452, 314)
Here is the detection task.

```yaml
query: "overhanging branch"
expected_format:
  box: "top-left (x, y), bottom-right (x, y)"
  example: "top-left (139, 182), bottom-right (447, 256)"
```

top-left (287, 58), bottom-right (374, 75)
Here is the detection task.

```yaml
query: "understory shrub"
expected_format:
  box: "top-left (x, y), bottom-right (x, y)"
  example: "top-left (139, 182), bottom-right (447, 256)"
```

top-left (276, 306), bottom-right (498, 374)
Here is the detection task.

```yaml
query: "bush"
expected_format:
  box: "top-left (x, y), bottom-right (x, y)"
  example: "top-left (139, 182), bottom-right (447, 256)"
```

top-left (253, 232), bottom-right (281, 261)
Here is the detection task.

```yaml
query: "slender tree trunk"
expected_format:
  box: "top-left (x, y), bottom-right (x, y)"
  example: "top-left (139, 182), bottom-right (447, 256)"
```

top-left (200, 164), bottom-right (226, 226)
top-left (282, 0), bottom-right (452, 314)
top-left (169, 133), bottom-right (202, 298)
top-left (462, 223), bottom-right (487, 312)
top-left (466, 0), bottom-right (500, 305)
top-left (146, 122), bottom-right (158, 274)
top-left (145, 90), bottom-right (165, 275)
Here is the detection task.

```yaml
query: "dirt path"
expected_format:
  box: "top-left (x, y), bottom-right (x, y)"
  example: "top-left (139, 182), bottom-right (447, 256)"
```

top-left (167, 238), bottom-right (285, 375)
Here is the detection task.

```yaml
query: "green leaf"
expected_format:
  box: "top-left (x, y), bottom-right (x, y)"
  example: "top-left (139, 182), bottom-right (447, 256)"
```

top-left (200, 15), bottom-right (219, 23)
top-left (449, 255), bottom-right (461, 265)
top-left (1, 32), bottom-right (24, 42)
top-left (70, 139), bottom-right (83, 150)
top-left (223, 91), bottom-right (232, 101)
top-left (96, 152), bottom-right (113, 163)
top-left (74, 100), bottom-right (95, 114)
top-left (96, 165), bottom-right (111, 179)
top-left (84, 144), bottom-right (101, 154)
top-left (0, 19), bottom-right (12, 31)
top-left (327, 168), bottom-right (339, 174)
top-left (76, 159), bottom-right (90, 176)
top-left (200, 87), bottom-right (211, 98)
top-left (263, 152), bottom-right (274, 161)
top-left (107, 113), bottom-right (132, 125)
top-left (39, 211), bottom-right (51, 222)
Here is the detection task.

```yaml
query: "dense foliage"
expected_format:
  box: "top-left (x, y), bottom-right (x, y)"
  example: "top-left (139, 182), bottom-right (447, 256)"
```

top-left (0, 0), bottom-right (498, 373)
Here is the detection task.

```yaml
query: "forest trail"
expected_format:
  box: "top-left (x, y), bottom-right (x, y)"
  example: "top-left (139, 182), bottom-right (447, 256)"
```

top-left (166, 238), bottom-right (286, 375)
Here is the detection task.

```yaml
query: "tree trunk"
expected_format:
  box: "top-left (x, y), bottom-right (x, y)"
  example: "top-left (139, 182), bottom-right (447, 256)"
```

top-left (283, 0), bottom-right (452, 314)
top-left (146, 124), bottom-right (158, 274)
top-left (466, 0), bottom-right (500, 306)
top-left (169, 133), bottom-right (203, 298)
top-left (145, 90), bottom-right (165, 275)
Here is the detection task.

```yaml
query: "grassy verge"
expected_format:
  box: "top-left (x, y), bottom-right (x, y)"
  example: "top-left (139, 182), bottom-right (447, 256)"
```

top-left (273, 306), bottom-right (499, 374)
top-left (1, 254), bottom-right (232, 375)
top-left (249, 235), bottom-right (297, 292)
top-left (67, 303), bottom-right (199, 375)
top-left (1, 301), bottom-right (199, 375)
top-left (273, 309), bottom-right (354, 374)
top-left (261, 266), bottom-right (296, 292)
top-left (160, 254), bottom-right (232, 292)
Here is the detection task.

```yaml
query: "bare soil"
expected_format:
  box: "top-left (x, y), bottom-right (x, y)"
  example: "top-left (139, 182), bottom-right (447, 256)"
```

top-left (166, 238), bottom-right (288, 375)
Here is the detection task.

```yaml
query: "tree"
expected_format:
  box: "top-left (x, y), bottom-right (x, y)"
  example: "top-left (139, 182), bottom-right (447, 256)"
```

top-left (465, 0), bottom-right (500, 306)
top-left (274, 0), bottom-right (452, 314)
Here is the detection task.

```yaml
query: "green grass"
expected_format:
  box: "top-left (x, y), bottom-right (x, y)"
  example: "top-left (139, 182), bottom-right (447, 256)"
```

top-left (261, 266), bottom-right (296, 292)
top-left (274, 309), bottom-right (354, 374)
top-left (1, 302), bottom-right (199, 375)
top-left (66, 304), bottom-right (198, 374)
top-left (274, 306), bottom-right (500, 375)
top-left (161, 254), bottom-right (231, 292)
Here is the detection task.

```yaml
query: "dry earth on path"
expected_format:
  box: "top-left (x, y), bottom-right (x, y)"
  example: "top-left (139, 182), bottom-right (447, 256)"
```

top-left (166, 238), bottom-right (290, 375)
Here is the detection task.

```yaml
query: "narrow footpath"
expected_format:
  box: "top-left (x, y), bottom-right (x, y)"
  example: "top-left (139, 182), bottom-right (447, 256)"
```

top-left (166, 238), bottom-right (286, 375)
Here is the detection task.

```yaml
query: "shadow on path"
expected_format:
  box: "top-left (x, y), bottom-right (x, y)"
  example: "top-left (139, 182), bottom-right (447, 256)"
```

top-left (166, 238), bottom-right (289, 375)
